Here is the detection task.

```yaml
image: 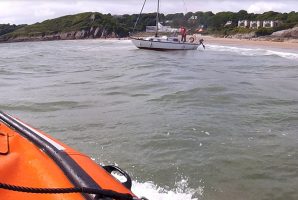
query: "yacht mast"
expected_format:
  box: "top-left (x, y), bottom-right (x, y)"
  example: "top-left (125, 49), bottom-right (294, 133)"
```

top-left (155, 0), bottom-right (160, 37)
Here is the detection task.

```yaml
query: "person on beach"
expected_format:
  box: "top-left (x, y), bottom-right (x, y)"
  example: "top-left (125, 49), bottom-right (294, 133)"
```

top-left (180, 26), bottom-right (187, 42)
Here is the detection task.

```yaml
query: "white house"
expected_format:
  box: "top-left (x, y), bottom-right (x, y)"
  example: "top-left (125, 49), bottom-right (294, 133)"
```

top-left (263, 20), bottom-right (280, 28)
top-left (250, 21), bottom-right (262, 29)
top-left (238, 20), bottom-right (250, 28)
top-left (224, 21), bottom-right (233, 26)
top-left (263, 21), bottom-right (272, 28)
top-left (237, 20), bottom-right (280, 28)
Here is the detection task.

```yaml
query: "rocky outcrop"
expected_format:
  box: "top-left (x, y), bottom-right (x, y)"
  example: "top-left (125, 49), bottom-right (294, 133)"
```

top-left (271, 27), bottom-right (298, 38)
top-left (74, 30), bottom-right (86, 39)
top-left (0, 26), bottom-right (117, 43)
top-left (93, 27), bottom-right (102, 38)
top-left (226, 32), bottom-right (256, 39)
top-left (59, 31), bottom-right (76, 40)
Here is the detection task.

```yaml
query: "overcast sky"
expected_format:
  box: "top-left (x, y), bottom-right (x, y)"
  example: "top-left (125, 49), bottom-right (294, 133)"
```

top-left (0, 0), bottom-right (297, 25)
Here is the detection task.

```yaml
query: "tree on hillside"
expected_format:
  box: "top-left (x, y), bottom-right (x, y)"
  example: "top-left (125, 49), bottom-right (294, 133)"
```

top-left (237, 10), bottom-right (248, 20)
top-left (256, 11), bottom-right (280, 20)
top-left (287, 11), bottom-right (298, 24)
top-left (0, 24), bottom-right (26, 36)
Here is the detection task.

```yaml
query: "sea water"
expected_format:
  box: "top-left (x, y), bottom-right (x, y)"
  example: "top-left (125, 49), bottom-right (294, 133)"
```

top-left (0, 39), bottom-right (298, 200)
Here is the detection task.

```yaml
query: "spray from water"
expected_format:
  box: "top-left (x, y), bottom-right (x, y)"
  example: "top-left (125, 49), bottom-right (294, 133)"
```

top-left (131, 178), bottom-right (203, 200)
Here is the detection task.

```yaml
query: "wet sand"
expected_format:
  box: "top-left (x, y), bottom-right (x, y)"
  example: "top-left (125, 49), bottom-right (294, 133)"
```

top-left (200, 35), bottom-right (298, 51)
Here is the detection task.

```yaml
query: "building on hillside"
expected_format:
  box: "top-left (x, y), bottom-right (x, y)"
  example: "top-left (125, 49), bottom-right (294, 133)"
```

top-left (238, 20), bottom-right (250, 28)
top-left (250, 21), bottom-right (263, 29)
top-left (224, 21), bottom-right (233, 26)
top-left (188, 16), bottom-right (198, 21)
top-left (188, 16), bottom-right (198, 24)
top-left (237, 20), bottom-right (280, 28)
top-left (165, 20), bottom-right (173, 25)
top-left (263, 20), bottom-right (280, 28)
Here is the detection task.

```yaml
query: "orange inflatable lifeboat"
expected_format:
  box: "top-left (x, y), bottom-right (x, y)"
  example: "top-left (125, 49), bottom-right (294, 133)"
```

top-left (0, 111), bottom-right (145, 200)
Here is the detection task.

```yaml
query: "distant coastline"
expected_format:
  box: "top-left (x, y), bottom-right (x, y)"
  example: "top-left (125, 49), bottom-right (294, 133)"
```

top-left (1, 32), bottom-right (297, 51)
top-left (0, 11), bottom-right (297, 45)
top-left (0, 30), bottom-right (121, 43)
top-left (1, 28), bottom-right (297, 43)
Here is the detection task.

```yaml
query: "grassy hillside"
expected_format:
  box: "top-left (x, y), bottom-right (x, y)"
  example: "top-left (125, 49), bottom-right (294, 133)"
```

top-left (1, 10), bottom-right (297, 42)
top-left (1, 12), bottom-right (131, 40)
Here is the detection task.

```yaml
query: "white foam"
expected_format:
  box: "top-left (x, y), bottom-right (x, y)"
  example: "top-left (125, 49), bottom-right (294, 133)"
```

top-left (132, 179), bottom-right (202, 200)
top-left (208, 44), bottom-right (298, 60)
top-left (265, 50), bottom-right (298, 60)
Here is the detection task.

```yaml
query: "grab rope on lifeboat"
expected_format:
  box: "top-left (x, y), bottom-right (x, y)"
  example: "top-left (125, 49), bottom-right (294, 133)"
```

top-left (188, 37), bottom-right (195, 43)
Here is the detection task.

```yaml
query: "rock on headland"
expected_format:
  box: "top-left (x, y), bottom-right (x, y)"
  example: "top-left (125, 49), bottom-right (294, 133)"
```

top-left (0, 26), bottom-right (117, 43)
top-left (0, 12), bottom-right (125, 43)
top-left (271, 27), bottom-right (298, 38)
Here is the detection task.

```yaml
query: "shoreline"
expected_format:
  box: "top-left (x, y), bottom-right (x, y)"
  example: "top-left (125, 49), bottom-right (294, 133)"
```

top-left (1, 35), bottom-right (298, 51)
top-left (200, 35), bottom-right (298, 51)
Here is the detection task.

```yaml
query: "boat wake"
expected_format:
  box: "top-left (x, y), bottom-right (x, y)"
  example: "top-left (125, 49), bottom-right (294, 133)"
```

top-left (208, 44), bottom-right (298, 60)
top-left (132, 179), bottom-right (202, 200)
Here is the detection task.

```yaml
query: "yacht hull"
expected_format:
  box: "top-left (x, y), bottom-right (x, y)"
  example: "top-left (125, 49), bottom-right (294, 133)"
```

top-left (131, 38), bottom-right (199, 50)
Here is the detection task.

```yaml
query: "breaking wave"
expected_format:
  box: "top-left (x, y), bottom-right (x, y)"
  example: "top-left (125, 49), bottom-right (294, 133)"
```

top-left (208, 44), bottom-right (298, 60)
top-left (132, 179), bottom-right (202, 200)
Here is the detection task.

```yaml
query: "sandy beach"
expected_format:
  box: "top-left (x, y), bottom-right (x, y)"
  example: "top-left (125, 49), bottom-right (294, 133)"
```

top-left (200, 35), bottom-right (298, 51)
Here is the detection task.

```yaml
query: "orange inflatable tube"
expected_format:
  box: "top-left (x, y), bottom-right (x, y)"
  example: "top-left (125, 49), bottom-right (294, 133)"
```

top-left (0, 111), bottom-right (142, 200)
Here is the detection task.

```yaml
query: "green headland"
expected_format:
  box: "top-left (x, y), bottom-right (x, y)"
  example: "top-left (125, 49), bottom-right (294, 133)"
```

top-left (0, 10), bottom-right (297, 43)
